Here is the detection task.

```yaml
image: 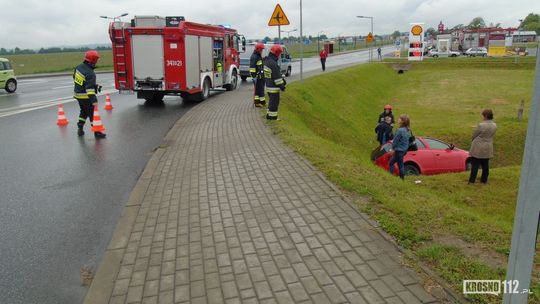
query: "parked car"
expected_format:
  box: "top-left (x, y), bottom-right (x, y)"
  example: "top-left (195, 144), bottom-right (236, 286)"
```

top-left (428, 50), bottom-right (461, 58)
top-left (239, 43), bottom-right (292, 81)
top-left (0, 58), bottom-right (17, 93)
top-left (464, 47), bottom-right (488, 57)
top-left (371, 136), bottom-right (471, 176)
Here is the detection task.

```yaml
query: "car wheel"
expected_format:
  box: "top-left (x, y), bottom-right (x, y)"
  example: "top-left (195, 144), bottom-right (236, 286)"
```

top-left (404, 163), bottom-right (420, 176)
top-left (241, 76), bottom-right (247, 81)
top-left (434, 55), bottom-right (438, 58)
top-left (225, 70), bottom-right (237, 91)
top-left (5, 79), bottom-right (17, 93)
top-left (285, 66), bottom-right (291, 77)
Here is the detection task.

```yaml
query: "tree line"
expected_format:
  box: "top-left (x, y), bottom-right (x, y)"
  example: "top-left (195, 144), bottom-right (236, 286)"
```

top-left (0, 46), bottom-right (112, 56)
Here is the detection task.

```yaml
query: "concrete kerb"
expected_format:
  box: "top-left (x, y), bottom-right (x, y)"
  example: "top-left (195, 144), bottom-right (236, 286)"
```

top-left (83, 145), bottom-right (168, 304)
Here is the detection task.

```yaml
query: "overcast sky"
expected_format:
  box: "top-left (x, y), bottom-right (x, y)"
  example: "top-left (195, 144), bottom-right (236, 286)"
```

top-left (1, 0), bottom-right (539, 49)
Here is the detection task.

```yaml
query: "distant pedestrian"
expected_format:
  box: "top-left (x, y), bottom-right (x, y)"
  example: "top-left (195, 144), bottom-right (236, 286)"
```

top-left (378, 104), bottom-right (395, 125)
top-left (375, 116), bottom-right (394, 145)
top-left (377, 47), bottom-right (382, 60)
top-left (319, 49), bottom-right (328, 71)
top-left (388, 115), bottom-right (411, 179)
top-left (468, 109), bottom-right (497, 184)
top-left (73, 50), bottom-right (106, 139)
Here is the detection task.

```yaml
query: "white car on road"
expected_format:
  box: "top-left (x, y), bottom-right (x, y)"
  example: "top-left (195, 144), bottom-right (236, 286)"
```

top-left (428, 49), bottom-right (461, 58)
top-left (464, 47), bottom-right (488, 57)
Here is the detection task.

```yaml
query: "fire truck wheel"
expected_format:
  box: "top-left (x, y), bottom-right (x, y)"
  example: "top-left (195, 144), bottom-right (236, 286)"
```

top-left (225, 70), bottom-right (238, 91)
top-left (195, 78), bottom-right (211, 102)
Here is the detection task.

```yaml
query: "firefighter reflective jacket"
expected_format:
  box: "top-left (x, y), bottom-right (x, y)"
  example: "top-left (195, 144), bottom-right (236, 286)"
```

top-left (249, 51), bottom-right (264, 79)
top-left (73, 61), bottom-right (98, 102)
top-left (264, 53), bottom-right (285, 93)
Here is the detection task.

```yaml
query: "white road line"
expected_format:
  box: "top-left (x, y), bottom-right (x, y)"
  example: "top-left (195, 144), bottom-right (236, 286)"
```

top-left (52, 85), bottom-right (74, 90)
top-left (0, 90), bottom-right (117, 119)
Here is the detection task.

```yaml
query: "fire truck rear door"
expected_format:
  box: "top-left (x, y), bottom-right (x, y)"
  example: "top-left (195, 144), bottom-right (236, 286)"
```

top-left (131, 35), bottom-right (164, 81)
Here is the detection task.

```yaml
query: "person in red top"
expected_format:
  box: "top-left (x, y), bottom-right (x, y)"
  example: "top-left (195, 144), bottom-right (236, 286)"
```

top-left (319, 49), bottom-right (328, 71)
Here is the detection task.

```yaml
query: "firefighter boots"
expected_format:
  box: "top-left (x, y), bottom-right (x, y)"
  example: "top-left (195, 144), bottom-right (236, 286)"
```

top-left (77, 122), bottom-right (85, 137)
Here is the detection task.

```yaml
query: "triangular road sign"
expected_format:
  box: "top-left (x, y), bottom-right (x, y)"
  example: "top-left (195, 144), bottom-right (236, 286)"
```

top-left (268, 4), bottom-right (290, 26)
top-left (367, 32), bottom-right (374, 43)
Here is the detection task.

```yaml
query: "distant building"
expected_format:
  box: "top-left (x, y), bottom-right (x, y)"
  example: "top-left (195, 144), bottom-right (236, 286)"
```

top-left (512, 31), bottom-right (538, 43)
top-left (451, 28), bottom-right (517, 49)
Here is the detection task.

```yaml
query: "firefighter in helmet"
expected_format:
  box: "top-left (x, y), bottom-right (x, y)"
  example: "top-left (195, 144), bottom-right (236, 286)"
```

top-left (264, 44), bottom-right (286, 120)
top-left (250, 42), bottom-right (266, 107)
top-left (73, 50), bottom-right (106, 138)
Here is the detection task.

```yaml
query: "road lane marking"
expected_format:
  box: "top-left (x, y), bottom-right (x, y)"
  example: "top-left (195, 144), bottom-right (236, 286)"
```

top-left (52, 85), bottom-right (74, 90)
top-left (0, 90), bottom-right (116, 119)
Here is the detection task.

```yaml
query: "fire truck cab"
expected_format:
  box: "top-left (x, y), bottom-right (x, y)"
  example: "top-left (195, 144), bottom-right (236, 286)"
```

top-left (109, 16), bottom-right (246, 102)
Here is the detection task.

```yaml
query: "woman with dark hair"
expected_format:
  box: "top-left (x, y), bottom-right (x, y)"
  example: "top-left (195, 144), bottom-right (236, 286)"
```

top-left (468, 109), bottom-right (497, 184)
top-left (388, 114), bottom-right (411, 179)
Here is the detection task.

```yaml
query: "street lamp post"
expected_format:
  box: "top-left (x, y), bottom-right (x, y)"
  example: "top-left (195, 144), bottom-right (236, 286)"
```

top-left (317, 30), bottom-right (324, 54)
top-left (356, 15), bottom-right (374, 61)
top-left (516, 19), bottom-right (523, 64)
top-left (100, 13), bottom-right (129, 23)
top-left (281, 29), bottom-right (298, 44)
top-left (300, 0), bottom-right (303, 81)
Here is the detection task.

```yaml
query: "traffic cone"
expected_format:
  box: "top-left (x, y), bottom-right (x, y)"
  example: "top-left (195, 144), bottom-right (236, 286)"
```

top-left (56, 104), bottom-right (69, 126)
top-left (91, 105), bottom-right (106, 133)
top-left (104, 94), bottom-right (113, 111)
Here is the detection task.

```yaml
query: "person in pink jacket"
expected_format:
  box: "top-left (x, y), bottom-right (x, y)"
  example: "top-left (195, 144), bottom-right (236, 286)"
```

top-left (319, 49), bottom-right (328, 71)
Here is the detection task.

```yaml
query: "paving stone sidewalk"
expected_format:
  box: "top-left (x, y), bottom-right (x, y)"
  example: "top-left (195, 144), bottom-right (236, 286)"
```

top-left (85, 86), bottom-right (440, 304)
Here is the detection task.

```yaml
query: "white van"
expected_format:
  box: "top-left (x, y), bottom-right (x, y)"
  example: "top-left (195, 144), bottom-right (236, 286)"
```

top-left (239, 43), bottom-right (292, 81)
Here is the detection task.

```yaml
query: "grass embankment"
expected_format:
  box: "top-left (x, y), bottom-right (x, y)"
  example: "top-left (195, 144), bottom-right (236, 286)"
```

top-left (273, 57), bottom-right (538, 303)
top-left (4, 51), bottom-right (113, 75)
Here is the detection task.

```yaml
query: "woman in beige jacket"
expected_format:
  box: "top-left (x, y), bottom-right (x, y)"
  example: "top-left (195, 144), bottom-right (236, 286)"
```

top-left (468, 109), bottom-right (497, 184)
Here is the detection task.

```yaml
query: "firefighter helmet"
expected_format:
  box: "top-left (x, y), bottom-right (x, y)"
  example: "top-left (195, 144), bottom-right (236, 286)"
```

top-left (255, 42), bottom-right (265, 53)
top-left (84, 50), bottom-right (100, 65)
top-left (270, 44), bottom-right (283, 57)
top-left (384, 104), bottom-right (392, 110)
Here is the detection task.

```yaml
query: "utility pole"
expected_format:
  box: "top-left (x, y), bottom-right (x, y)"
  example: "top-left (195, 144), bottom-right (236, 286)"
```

top-left (504, 46), bottom-right (540, 304)
top-left (300, 0), bottom-right (303, 81)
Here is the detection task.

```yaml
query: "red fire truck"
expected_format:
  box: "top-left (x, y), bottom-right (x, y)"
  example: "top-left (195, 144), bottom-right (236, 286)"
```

top-left (109, 16), bottom-right (246, 102)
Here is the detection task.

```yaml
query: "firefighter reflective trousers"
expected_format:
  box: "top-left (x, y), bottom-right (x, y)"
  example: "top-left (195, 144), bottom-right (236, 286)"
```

top-left (77, 98), bottom-right (94, 128)
top-left (266, 92), bottom-right (280, 120)
top-left (253, 78), bottom-right (266, 106)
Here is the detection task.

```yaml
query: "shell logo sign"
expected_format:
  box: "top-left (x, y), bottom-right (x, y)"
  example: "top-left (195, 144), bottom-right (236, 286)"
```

top-left (408, 23), bottom-right (425, 62)
top-left (411, 25), bottom-right (423, 36)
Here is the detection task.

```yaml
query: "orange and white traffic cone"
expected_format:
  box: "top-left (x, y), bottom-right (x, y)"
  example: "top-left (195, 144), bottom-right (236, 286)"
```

top-left (104, 94), bottom-right (113, 111)
top-left (91, 105), bottom-right (106, 133)
top-left (56, 104), bottom-right (69, 126)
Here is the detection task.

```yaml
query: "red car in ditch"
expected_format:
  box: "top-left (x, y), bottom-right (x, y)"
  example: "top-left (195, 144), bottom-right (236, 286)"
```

top-left (371, 136), bottom-right (471, 176)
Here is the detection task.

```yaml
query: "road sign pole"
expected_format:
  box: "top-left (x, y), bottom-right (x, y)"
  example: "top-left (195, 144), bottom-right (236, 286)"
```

top-left (504, 46), bottom-right (540, 304)
top-left (300, 0), bottom-right (303, 81)
top-left (278, 25), bottom-right (281, 44)
top-left (370, 17), bottom-right (373, 62)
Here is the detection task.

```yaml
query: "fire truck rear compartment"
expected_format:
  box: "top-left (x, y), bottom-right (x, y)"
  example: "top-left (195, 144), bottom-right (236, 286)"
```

top-left (132, 35), bottom-right (165, 90)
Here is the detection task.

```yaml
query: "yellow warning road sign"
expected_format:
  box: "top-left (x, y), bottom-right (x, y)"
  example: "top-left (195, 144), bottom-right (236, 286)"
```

top-left (367, 32), bottom-right (374, 43)
top-left (268, 4), bottom-right (290, 26)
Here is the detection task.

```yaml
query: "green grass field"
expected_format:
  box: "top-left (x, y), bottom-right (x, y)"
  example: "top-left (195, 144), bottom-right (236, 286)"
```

top-left (271, 57), bottom-right (538, 303)
top-left (4, 51), bottom-right (113, 75)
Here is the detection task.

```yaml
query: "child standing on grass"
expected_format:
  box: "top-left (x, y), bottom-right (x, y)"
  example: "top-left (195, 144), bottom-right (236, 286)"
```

top-left (375, 116), bottom-right (394, 145)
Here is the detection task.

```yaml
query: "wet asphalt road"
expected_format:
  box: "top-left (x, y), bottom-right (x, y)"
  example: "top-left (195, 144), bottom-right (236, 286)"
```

top-left (0, 47), bottom-right (392, 304)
